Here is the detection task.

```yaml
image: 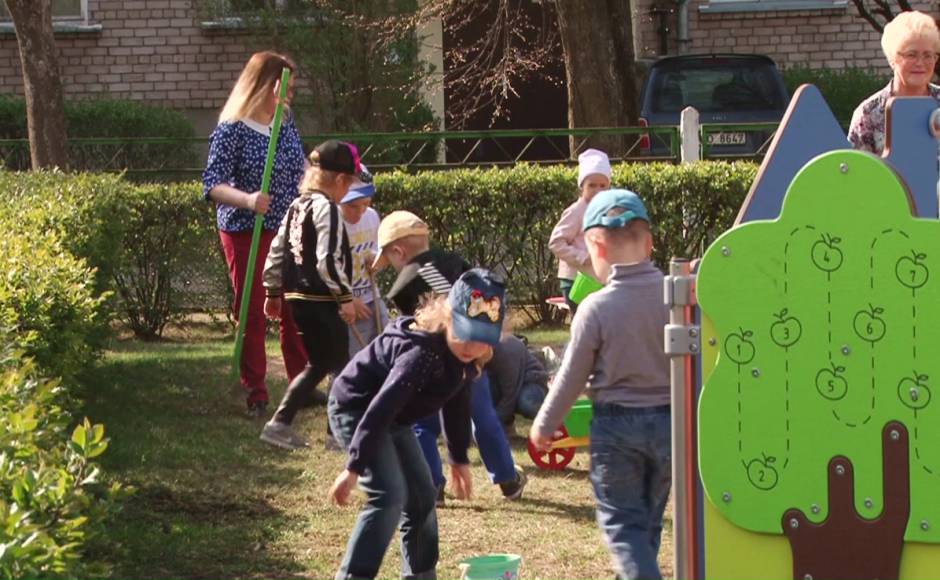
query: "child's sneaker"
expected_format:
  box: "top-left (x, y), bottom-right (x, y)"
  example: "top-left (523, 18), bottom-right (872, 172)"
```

top-left (260, 421), bottom-right (308, 450)
top-left (324, 433), bottom-right (343, 451)
top-left (246, 401), bottom-right (267, 419)
top-left (499, 466), bottom-right (528, 501)
top-left (435, 482), bottom-right (446, 508)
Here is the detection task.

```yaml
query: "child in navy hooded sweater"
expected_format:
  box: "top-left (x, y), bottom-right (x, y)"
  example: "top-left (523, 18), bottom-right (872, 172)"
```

top-left (327, 269), bottom-right (506, 580)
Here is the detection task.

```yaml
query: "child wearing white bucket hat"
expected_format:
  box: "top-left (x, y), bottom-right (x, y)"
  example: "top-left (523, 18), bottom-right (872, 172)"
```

top-left (548, 148), bottom-right (611, 313)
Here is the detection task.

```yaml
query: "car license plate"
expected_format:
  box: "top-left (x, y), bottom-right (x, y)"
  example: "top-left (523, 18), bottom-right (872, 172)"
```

top-left (707, 132), bottom-right (746, 146)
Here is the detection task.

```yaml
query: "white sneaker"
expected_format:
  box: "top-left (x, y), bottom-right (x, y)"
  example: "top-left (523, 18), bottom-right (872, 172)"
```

top-left (260, 421), bottom-right (308, 450)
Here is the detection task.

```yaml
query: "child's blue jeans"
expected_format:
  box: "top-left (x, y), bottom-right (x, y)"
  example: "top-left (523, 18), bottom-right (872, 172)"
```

top-left (413, 372), bottom-right (516, 486)
top-left (590, 402), bottom-right (672, 580)
top-left (328, 396), bottom-right (439, 580)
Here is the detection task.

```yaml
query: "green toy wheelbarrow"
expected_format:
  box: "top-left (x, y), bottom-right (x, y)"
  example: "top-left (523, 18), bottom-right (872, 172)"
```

top-left (527, 398), bottom-right (592, 470)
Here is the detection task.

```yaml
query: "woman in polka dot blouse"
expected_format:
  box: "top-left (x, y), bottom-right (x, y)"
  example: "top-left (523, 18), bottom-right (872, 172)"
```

top-left (202, 51), bottom-right (308, 417)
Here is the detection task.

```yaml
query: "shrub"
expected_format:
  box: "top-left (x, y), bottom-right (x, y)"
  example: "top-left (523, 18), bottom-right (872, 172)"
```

top-left (113, 182), bottom-right (224, 339)
top-left (374, 161), bottom-right (756, 323)
top-left (0, 170), bottom-right (130, 295)
top-left (0, 162), bottom-right (756, 332)
top-left (782, 67), bottom-right (890, 124)
top-left (0, 228), bottom-right (107, 383)
top-left (0, 96), bottom-right (197, 174)
top-left (0, 340), bottom-right (120, 579)
top-left (0, 170), bottom-right (225, 340)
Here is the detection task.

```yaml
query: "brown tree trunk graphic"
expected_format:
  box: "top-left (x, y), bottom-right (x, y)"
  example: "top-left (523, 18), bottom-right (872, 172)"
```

top-left (783, 421), bottom-right (910, 580)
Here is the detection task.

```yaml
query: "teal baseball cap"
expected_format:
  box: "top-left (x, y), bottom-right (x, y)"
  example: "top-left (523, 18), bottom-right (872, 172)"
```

top-left (582, 188), bottom-right (650, 232)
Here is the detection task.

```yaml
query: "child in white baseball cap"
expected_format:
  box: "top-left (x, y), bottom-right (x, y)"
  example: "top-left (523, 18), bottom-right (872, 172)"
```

top-left (548, 148), bottom-right (611, 313)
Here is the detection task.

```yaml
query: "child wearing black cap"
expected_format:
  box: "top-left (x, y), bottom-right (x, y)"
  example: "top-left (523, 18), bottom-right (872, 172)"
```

top-left (327, 269), bottom-right (506, 580)
top-left (260, 140), bottom-right (361, 450)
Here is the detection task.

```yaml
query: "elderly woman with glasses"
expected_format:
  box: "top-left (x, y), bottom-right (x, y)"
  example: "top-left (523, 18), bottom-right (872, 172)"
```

top-left (848, 11), bottom-right (940, 154)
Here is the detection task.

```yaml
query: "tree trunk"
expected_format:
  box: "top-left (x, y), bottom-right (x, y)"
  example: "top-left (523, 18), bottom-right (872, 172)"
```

top-left (783, 421), bottom-right (910, 580)
top-left (554, 0), bottom-right (639, 156)
top-left (5, 0), bottom-right (69, 170)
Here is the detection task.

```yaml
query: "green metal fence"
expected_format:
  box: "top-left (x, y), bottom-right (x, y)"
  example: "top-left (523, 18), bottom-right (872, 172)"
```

top-left (0, 123), bottom-right (779, 181)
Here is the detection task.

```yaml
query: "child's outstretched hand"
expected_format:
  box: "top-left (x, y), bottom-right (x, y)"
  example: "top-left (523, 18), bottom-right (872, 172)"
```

top-left (529, 425), bottom-right (554, 453)
top-left (329, 469), bottom-right (359, 506)
top-left (449, 464), bottom-right (473, 500)
top-left (264, 297), bottom-right (282, 320)
top-left (352, 297), bottom-right (373, 321)
top-left (339, 300), bottom-right (356, 325)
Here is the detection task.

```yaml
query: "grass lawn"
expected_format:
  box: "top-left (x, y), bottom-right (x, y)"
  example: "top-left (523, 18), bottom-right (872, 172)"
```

top-left (83, 320), bottom-right (673, 579)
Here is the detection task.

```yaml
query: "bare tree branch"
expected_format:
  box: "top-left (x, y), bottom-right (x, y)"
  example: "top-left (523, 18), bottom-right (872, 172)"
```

top-left (849, 0), bottom-right (919, 33)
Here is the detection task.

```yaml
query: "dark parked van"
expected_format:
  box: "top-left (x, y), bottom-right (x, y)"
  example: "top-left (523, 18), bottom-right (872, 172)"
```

top-left (638, 54), bottom-right (790, 157)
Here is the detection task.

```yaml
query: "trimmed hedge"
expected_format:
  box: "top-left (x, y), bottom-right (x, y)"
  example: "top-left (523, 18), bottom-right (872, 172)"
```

top-left (374, 162), bottom-right (756, 322)
top-left (112, 182), bottom-right (224, 339)
top-left (0, 171), bottom-right (224, 340)
top-left (0, 161), bottom-right (757, 334)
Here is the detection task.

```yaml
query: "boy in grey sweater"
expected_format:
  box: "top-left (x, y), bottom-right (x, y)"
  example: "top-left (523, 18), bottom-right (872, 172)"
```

top-left (530, 189), bottom-right (671, 580)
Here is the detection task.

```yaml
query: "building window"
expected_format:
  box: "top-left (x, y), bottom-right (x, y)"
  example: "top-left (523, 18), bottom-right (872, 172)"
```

top-left (0, 0), bottom-right (88, 22)
top-left (200, 0), bottom-right (288, 20)
top-left (699, 0), bottom-right (847, 13)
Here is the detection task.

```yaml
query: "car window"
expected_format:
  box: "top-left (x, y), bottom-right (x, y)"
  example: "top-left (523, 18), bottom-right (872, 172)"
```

top-left (650, 63), bottom-right (785, 114)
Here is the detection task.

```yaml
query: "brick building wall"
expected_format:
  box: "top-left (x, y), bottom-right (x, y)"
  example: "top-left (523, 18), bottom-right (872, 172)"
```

top-left (632, 0), bottom-right (934, 70)
top-left (0, 0), bottom-right (260, 133)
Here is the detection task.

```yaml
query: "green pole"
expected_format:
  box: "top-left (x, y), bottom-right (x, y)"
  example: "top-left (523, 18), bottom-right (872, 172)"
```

top-left (232, 67), bottom-right (291, 378)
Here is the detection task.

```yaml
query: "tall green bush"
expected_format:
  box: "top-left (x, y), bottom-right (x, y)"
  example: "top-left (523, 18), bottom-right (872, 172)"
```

top-left (782, 67), bottom-right (890, 124)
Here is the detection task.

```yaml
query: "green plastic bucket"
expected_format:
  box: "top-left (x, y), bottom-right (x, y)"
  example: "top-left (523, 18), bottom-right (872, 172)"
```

top-left (567, 271), bottom-right (604, 304)
top-left (563, 398), bottom-right (594, 438)
top-left (459, 554), bottom-right (522, 580)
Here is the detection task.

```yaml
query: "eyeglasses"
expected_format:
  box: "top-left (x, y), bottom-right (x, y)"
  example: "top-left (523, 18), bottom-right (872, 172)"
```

top-left (897, 50), bottom-right (940, 63)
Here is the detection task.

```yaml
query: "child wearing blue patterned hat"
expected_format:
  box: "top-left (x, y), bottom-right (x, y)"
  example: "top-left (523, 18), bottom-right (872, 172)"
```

top-left (531, 189), bottom-right (671, 580)
top-left (326, 268), bottom-right (506, 580)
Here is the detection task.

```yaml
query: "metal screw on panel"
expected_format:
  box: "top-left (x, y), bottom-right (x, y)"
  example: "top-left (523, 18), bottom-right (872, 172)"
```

top-left (708, 338), bottom-right (717, 346)
top-left (689, 328), bottom-right (699, 338)
top-left (811, 504), bottom-right (820, 514)
top-left (804, 575), bottom-right (814, 580)
top-left (721, 246), bottom-right (731, 257)
top-left (840, 163), bottom-right (849, 173)
top-left (789, 518), bottom-right (799, 529)
top-left (911, 389), bottom-right (919, 402)
top-left (841, 345), bottom-right (851, 355)
top-left (722, 492), bottom-right (732, 503)
top-left (922, 520), bottom-right (930, 531)
top-left (835, 465), bottom-right (846, 476)
top-left (890, 430), bottom-right (900, 441)
top-left (690, 343), bottom-right (700, 354)
top-left (864, 498), bottom-right (873, 509)
top-left (752, 368), bottom-right (761, 378)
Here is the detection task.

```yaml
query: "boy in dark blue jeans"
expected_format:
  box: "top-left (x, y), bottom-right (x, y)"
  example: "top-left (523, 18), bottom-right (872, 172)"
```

top-left (530, 189), bottom-right (671, 579)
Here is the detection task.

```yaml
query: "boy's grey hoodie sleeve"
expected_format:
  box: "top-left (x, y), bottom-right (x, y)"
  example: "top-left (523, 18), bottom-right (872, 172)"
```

top-left (532, 303), bottom-right (600, 438)
top-left (262, 205), bottom-right (291, 297)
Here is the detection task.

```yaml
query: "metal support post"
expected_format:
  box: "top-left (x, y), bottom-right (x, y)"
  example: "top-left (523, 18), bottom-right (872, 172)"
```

top-left (665, 258), bottom-right (698, 580)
